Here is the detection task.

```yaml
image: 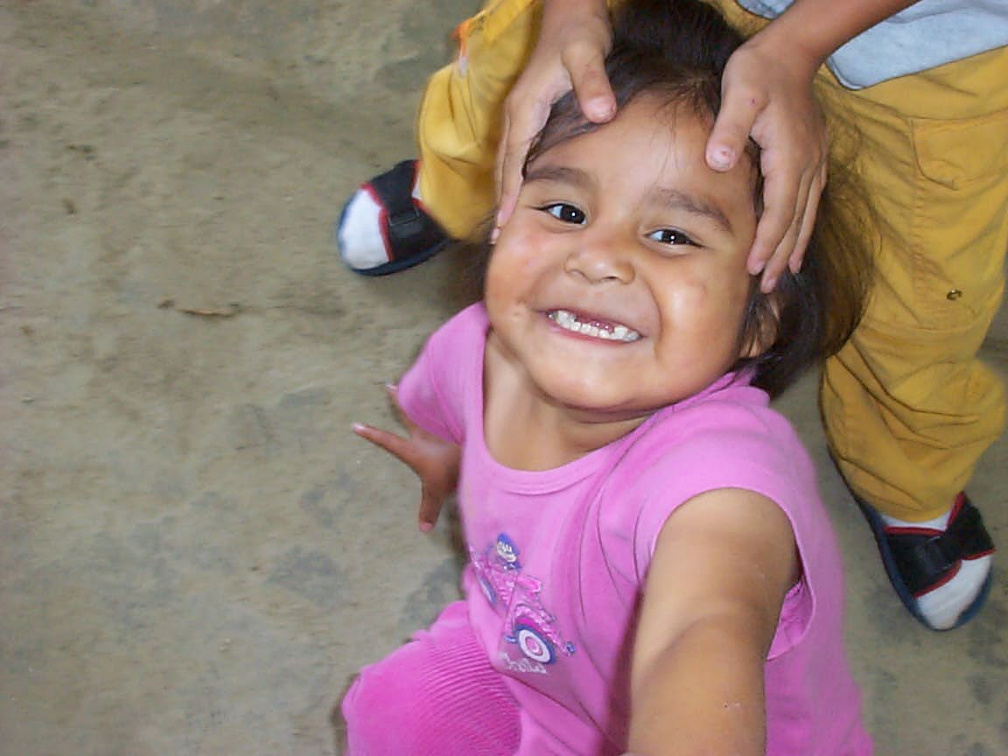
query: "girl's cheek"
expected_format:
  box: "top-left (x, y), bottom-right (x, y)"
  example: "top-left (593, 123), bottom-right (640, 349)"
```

top-left (484, 246), bottom-right (526, 306)
top-left (664, 270), bottom-right (709, 313)
top-left (497, 226), bottom-right (544, 270)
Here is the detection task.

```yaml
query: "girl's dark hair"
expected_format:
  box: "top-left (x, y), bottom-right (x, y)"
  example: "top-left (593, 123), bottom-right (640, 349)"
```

top-left (473, 0), bottom-right (873, 398)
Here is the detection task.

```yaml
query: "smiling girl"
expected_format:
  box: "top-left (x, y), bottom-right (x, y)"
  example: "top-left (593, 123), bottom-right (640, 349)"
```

top-left (340, 0), bottom-right (872, 753)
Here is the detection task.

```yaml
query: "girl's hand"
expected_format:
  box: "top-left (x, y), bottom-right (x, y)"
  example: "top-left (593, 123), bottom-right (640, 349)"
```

top-left (353, 385), bottom-right (460, 532)
top-left (495, 0), bottom-right (614, 234)
top-left (705, 31), bottom-right (828, 293)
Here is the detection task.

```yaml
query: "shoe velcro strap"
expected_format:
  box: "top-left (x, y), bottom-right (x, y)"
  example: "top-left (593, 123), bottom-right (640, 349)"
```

top-left (368, 160), bottom-right (448, 262)
top-left (889, 499), bottom-right (995, 596)
top-left (370, 161), bottom-right (420, 226)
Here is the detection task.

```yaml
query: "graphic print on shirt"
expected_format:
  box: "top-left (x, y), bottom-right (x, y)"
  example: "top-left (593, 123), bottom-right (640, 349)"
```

top-left (471, 533), bottom-right (576, 670)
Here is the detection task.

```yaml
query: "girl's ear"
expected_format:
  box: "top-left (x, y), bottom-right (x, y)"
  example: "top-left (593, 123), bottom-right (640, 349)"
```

top-left (738, 288), bottom-right (783, 359)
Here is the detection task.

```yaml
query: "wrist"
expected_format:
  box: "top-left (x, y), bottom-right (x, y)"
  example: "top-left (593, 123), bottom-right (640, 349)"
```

top-left (748, 15), bottom-right (831, 78)
top-left (542, 0), bottom-right (606, 11)
top-left (755, 0), bottom-right (919, 72)
top-left (541, 0), bottom-right (609, 29)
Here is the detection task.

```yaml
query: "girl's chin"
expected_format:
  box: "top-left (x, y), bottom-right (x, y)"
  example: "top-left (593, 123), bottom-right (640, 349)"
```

top-left (535, 380), bottom-right (646, 416)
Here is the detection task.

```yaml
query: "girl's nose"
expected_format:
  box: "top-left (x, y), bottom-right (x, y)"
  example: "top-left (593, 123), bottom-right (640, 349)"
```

top-left (562, 233), bottom-right (635, 284)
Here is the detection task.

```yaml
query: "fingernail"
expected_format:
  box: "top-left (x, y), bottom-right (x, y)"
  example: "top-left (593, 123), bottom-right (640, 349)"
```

top-left (419, 521), bottom-right (434, 533)
top-left (761, 276), bottom-right (777, 293)
top-left (748, 259), bottom-right (765, 276)
top-left (490, 225), bottom-right (501, 244)
top-left (352, 422), bottom-right (365, 433)
top-left (589, 97), bottom-right (615, 119)
top-left (709, 147), bottom-right (733, 170)
top-left (385, 383), bottom-right (397, 392)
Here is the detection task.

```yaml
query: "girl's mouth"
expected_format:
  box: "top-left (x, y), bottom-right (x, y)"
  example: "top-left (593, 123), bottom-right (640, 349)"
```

top-left (547, 309), bottom-right (641, 342)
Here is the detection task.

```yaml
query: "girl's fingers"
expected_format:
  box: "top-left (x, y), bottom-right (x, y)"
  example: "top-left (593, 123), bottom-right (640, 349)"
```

top-left (384, 383), bottom-right (418, 433)
top-left (706, 82), bottom-right (762, 172)
top-left (352, 423), bottom-right (417, 467)
top-left (360, 386), bottom-right (460, 532)
top-left (760, 205), bottom-right (803, 293)
top-left (788, 170), bottom-right (825, 274)
top-left (766, 162), bottom-right (815, 286)
top-left (495, 97), bottom-right (550, 228)
top-left (755, 142), bottom-right (826, 289)
top-left (711, 82), bottom-right (796, 277)
top-left (565, 43), bottom-right (615, 123)
top-left (418, 491), bottom-right (443, 532)
top-left (748, 158), bottom-right (800, 276)
top-left (494, 114), bottom-right (516, 228)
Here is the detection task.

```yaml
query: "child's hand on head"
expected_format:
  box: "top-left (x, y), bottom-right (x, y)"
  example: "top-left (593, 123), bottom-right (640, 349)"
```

top-left (495, 0), bottom-right (615, 234)
top-left (706, 31), bottom-right (828, 293)
top-left (353, 385), bottom-right (460, 532)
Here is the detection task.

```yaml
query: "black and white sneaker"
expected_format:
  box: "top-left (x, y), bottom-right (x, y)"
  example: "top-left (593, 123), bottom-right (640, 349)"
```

top-left (335, 160), bottom-right (452, 276)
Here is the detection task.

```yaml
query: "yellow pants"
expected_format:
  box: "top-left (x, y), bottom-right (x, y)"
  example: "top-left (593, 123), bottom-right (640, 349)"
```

top-left (414, 0), bottom-right (1008, 521)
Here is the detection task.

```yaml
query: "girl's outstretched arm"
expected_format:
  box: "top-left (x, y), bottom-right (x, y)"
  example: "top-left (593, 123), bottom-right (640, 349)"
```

top-left (353, 384), bottom-right (460, 532)
top-left (627, 488), bottom-right (798, 755)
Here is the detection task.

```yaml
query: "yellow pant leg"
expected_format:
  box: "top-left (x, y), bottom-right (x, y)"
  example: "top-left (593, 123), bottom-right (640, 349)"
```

top-left (666, 2), bottom-right (1008, 520)
top-left (819, 46), bottom-right (1008, 520)
top-left (415, 0), bottom-right (542, 239)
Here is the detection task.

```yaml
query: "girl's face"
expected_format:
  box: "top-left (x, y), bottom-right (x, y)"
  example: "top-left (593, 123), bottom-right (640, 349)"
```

top-left (484, 95), bottom-right (760, 421)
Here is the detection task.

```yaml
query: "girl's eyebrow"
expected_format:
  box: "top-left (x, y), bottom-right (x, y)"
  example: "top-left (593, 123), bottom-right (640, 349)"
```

top-left (524, 164), bottom-right (593, 191)
top-left (655, 188), bottom-right (732, 233)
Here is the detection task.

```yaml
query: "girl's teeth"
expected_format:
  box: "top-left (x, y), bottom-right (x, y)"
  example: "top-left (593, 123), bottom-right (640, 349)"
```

top-left (548, 310), bottom-right (640, 342)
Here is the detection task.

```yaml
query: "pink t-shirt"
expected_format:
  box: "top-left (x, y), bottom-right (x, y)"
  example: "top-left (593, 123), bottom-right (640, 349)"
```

top-left (399, 304), bottom-right (872, 756)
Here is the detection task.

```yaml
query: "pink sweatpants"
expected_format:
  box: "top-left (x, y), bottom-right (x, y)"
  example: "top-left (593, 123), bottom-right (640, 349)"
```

top-left (341, 601), bottom-right (522, 754)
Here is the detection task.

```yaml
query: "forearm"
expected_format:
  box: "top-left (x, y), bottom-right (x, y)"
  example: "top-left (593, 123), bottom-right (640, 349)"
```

top-left (629, 614), bottom-right (768, 756)
top-left (756, 0), bottom-right (921, 74)
top-left (542, 0), bottom-right (607, 19)
top-left (540, 0), bottom-right (610, 38)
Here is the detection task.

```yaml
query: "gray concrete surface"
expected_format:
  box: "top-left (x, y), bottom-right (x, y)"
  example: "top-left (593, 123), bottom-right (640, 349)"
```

top-left (1, 1), bottom-right (1005, 754)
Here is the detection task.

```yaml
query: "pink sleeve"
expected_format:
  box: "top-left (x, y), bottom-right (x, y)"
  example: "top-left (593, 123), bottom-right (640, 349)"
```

top-left (629, 409), bottom-right (810, 576)
top-left (622, 407), bottom-right (824, 656)
top-left (396, 305), bottom-right (486, 445)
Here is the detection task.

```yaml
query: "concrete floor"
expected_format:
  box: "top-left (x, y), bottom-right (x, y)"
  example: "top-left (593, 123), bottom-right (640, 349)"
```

top-left (1, 1), bottom-right (1006, 754)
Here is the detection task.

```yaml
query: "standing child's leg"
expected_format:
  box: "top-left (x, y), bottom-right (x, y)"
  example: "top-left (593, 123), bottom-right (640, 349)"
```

top-left (336, 0), bottom-right (541, 275)
top-left (341, 601), bottom-right (521, 754)
top-left (703, 0), bottom-right (1006, 632)
top-left (818, 45), bottom-right (1007, 630)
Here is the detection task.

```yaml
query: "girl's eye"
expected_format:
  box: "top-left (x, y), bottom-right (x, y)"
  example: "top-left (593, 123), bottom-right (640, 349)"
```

top-left (647, 228), bottom-right (697, 247)
top-left (542, 203), bottom-right (586, 224)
